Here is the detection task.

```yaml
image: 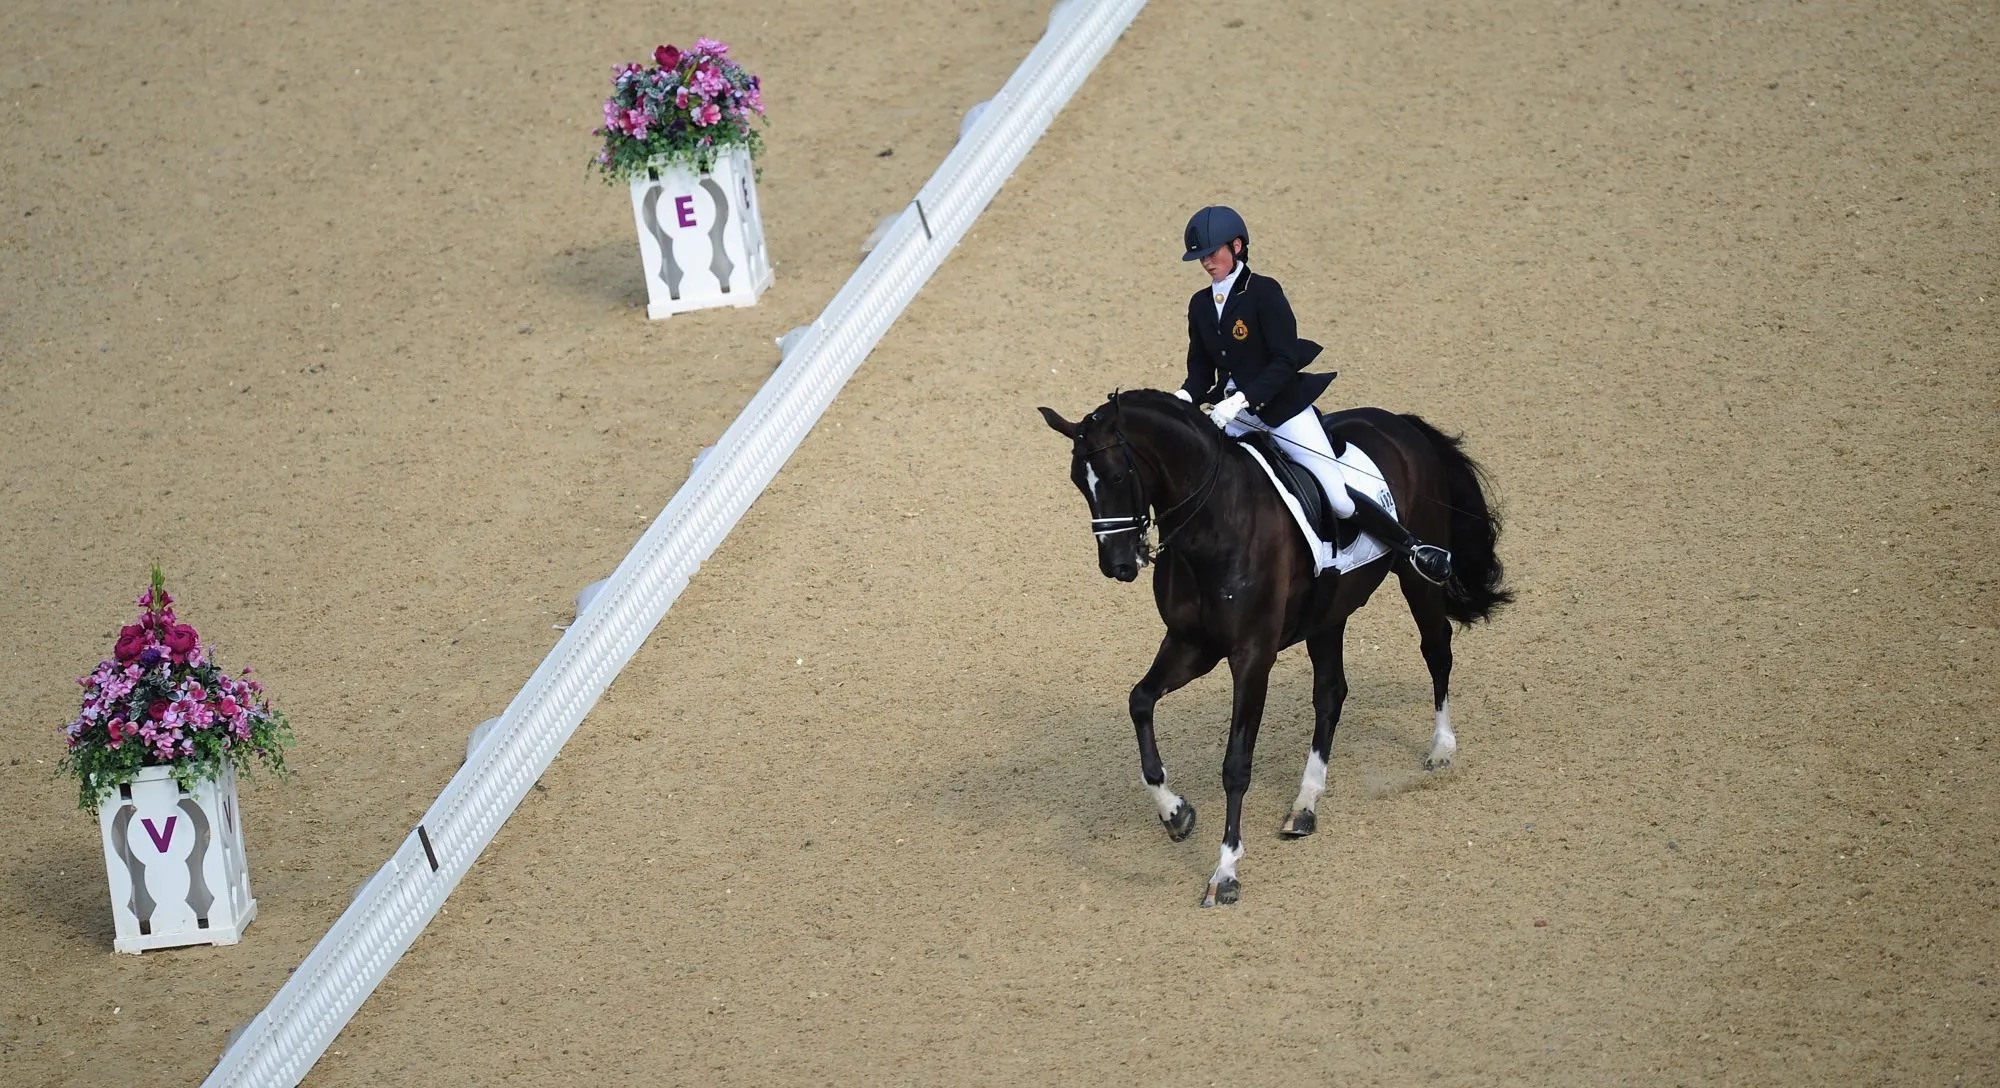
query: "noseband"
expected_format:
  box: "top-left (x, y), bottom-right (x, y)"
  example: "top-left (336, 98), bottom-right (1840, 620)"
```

top-left (1074, 396), bottom-right (1223, 566)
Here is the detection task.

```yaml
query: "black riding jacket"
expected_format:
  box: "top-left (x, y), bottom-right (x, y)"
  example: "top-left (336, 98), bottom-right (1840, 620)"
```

top-left (1181, 267), bottom-right (1331, 427)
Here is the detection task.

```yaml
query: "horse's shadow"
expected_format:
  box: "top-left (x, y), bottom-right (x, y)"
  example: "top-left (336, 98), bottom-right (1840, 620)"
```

top-left (923, 661), bottom-right (1449, 884)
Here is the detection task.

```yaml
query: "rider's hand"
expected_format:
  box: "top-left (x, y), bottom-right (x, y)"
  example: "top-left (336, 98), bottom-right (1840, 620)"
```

top-left (1208, 391), bottom-right (1248, 429)
top-left (1172, 389), bottom-right (1193, 403)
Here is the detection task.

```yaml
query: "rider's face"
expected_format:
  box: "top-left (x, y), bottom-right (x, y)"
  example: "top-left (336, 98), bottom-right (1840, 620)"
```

top-left (1198, 241), bottom-right (1238, 282)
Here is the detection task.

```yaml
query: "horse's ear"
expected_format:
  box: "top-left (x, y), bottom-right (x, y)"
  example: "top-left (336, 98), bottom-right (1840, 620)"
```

top-left (1037, 406), bottom-right (1078, 439)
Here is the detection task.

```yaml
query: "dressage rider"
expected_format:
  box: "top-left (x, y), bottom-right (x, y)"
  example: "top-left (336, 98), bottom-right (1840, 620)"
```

top-left (1175, 205), bottom-right (1453, 585)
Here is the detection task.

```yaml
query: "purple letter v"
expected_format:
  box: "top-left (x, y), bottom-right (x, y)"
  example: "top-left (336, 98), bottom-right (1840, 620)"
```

top-left (142, 816), bottom-right (178, 852)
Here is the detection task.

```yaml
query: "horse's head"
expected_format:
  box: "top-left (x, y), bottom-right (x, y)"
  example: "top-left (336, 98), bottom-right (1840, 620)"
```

top-left (1038, 390), bottom-right (1210, 583)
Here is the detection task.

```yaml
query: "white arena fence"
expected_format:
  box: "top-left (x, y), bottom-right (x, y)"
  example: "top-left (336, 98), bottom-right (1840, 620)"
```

top-left (202, 1), bottom-right (1149, 1084)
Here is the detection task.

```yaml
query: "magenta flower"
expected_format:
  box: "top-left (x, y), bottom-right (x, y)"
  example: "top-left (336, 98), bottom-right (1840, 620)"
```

top-left (692, 63), bottom-right (727, 96)
top-left (592, 37), bottom-right (763, 181)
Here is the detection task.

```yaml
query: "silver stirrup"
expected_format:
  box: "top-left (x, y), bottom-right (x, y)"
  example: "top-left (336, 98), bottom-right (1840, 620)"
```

top-left (1409, 544), bottom-right (1453, 586)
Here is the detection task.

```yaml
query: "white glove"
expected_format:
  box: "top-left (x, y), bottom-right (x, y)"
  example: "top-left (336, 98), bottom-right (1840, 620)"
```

top-left (1172, 388), bottom-right (1193, 403)
top-left (1208, 391), bottom-right (1248, 429)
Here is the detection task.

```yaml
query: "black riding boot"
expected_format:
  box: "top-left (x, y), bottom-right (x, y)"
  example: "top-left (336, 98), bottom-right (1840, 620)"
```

top-left (1342, 486), bottom-right (1453, 586)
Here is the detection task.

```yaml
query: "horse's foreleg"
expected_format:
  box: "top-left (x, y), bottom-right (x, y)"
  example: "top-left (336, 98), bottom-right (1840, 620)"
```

top-left (1204, 648), bottom-right (1274, 908)
top-left (1282, 623), bottom-right (1350, 838)
top-left (1399, 576), bottom-right (1457, 769)
top-left (1131, 634), bottom-right (1220, 842)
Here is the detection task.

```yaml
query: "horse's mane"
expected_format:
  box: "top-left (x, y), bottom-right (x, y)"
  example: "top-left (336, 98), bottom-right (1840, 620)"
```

top-left (1108, 388), bottom-right (1213, 432)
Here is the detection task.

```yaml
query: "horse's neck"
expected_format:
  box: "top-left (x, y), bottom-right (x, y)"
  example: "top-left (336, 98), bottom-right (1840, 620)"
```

top-left (1128, 414), bottom-right (1214, 508)
top-left (1131, 417), bottom-right (1275, 564)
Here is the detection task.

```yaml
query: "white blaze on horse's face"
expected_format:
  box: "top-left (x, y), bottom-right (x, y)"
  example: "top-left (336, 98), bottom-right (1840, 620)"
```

top-left (1074, 438), bottom-right (1147, 582)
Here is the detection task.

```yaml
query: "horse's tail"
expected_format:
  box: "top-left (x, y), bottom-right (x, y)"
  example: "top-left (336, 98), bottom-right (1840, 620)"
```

top-left (1400, 413), bottom-right (1513, 626)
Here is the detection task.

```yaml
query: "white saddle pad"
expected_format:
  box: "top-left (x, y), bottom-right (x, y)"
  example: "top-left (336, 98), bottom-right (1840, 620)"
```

top-left (1239, 442), bottom-right (1397, 576)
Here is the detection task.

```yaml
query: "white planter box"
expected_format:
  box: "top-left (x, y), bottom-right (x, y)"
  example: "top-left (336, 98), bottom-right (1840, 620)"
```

top-left (97, 763), bottom-right (257, 953)
top-left (628, 146), bottom-right (773, 319)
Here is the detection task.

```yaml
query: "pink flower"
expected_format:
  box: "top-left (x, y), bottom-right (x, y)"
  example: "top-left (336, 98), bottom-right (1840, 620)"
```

top-left (692, 63), bottom-right (727, 96)
top-left (693, 101), bottom-right (721, 127)
top-left (114, 623), bottom-right (149, 663)
top-left (163, 622), bottom-right (198, 662)
top-left (623, 108), bottom-right (651, 138)
top-left (654, 44), bottom-right (683, 69)
top-left (693, 37), bottom-right (728, 58)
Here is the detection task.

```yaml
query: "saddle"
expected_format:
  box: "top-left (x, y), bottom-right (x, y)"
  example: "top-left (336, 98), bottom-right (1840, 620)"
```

top-left (1240, 425), bottom-right (1361, 554)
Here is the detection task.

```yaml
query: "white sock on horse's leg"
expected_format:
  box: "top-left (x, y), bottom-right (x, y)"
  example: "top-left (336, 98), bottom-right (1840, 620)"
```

top-left (1146, 778), bottom-right (1183, 821)
top-left (1291, 750), bottom-right (1328, 814)
top-left (1211, 840), bottom-right (1245, 884)
top-left (1428, 697), bottom-right (1457, 766)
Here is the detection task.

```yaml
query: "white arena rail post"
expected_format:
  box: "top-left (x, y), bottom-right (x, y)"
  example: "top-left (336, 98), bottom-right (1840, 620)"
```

top-left (202, 1), bottom-right (1149, 1085)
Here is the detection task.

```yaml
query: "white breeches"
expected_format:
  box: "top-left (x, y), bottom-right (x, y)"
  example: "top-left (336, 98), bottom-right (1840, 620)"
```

top-left (1226, 408), bottom-right (1355, 520)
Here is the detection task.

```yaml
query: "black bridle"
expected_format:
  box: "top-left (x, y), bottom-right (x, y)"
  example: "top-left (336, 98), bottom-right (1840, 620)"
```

top-left (1073, 393), bottom-right (1225, 566)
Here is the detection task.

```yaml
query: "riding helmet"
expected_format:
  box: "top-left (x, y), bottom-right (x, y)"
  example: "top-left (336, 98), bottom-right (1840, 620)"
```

top-left (1181, 205), bottom-right (1249, 261)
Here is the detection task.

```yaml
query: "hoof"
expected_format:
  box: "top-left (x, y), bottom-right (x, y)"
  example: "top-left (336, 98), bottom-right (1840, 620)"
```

top-left (1424, 752), bottom-right (1454, 771)
top-left (1200, 877), bottom-right (1241, 908)
top-left (1279, 809), bottom-right (1317, 838)
top-left (1160, 800), bottom-right (1197, 842)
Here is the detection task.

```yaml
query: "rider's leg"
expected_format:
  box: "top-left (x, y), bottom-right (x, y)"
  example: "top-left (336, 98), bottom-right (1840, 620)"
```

top-left (1344, 486), bottom-right (1454, 585)
top-left (1266, 410), bottom-right (1454, 586)
top-left (1262, 409), bottom-right (1353, 518)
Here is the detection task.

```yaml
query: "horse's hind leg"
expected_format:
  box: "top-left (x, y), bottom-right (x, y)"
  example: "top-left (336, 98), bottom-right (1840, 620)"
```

top-left (1398, 574), bottom-right (1457, 769)
top-left (1282, 623), bottom-right (1349, 838)
top-left (1131, 634), bottom-right (1220, 842)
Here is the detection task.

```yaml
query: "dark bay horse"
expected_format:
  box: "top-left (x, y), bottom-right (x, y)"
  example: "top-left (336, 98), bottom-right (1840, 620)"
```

top-left (1038, 390), bottom-right (1511, 907)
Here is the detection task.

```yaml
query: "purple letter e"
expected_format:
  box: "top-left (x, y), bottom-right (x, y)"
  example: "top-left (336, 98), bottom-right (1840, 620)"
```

top-left (674, 195), bottom-right (696, 228)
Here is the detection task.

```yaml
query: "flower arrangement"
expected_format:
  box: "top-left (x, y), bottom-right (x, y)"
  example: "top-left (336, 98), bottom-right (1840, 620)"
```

top-left (591, 38), bottom-right (766, 183)
top-left (59, 567), bottom-right (293, 810)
